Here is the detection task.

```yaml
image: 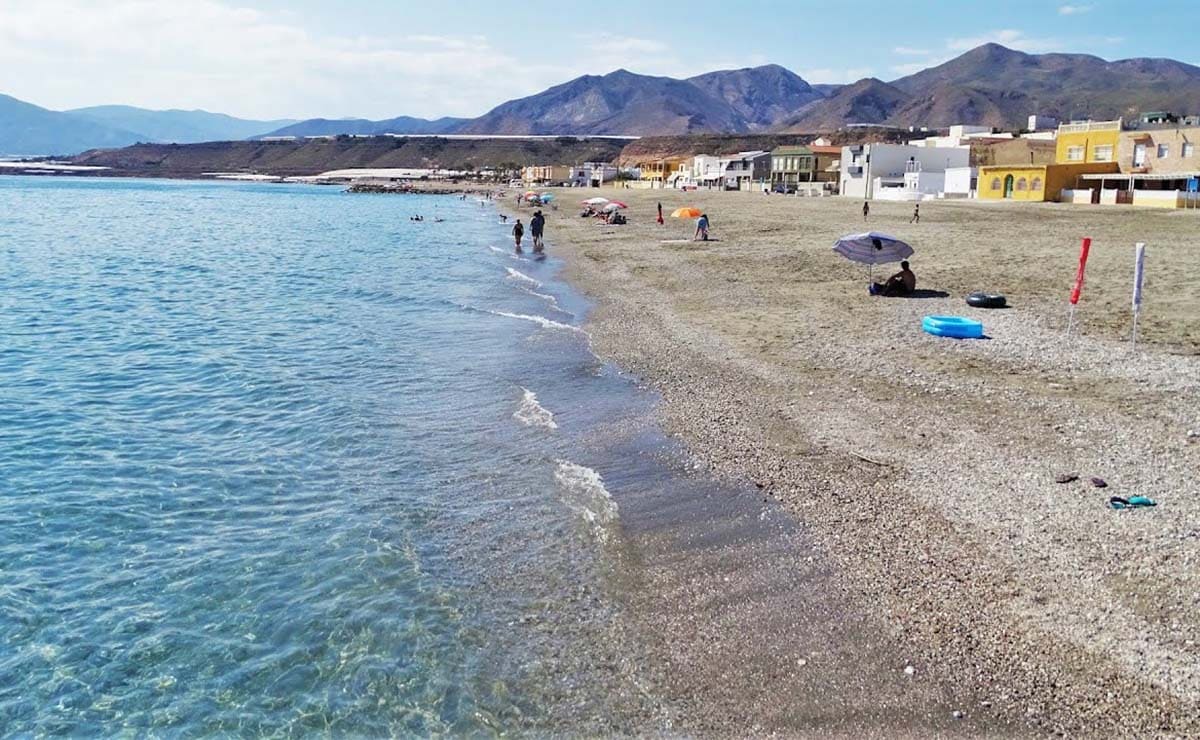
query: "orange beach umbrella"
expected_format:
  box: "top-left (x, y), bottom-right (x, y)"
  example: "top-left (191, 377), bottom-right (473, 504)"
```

top-left (671, 207), bottom-right (702, 218)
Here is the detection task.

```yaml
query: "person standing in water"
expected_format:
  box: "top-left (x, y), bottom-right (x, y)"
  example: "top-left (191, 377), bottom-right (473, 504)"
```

top-left (656, 202), bottom-right (664, 225)
top-left (862, 201), bottom-right (870, 222)
top-left (910, 203), bottom-right (920, 224)
top-left (530, 210), bottom-right (546, 253)
top-left (512, 219), bottom-right (524, 252)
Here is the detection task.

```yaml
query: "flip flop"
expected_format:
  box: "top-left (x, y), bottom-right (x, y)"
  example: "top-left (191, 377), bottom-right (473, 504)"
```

top-left (1109, 496), bottom-right (1157, 509)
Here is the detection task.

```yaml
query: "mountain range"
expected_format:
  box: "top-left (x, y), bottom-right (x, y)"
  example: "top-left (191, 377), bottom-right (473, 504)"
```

top-left (0, 97), bottom-right (293, 156)
top-left (5, 43), bottom-right (1200, 155)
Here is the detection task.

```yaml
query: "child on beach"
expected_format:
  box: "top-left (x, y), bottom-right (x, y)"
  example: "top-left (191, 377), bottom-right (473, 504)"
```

top-left (694, 213), bottom-right (710, 241)
top-left (910, 203), bottom-right (920, 224)
top-left (512, 219), bottom-right (524, 252)
top-left (863, 201), bottom-right (870, 222)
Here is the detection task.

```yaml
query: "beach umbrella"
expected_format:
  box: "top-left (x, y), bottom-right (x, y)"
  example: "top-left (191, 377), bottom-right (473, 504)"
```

top-left (671, 207), bottom-right (702, 218)
top-left (833, 231), bottom-right (914, 281)
top-left (539, 192), bottom-right (554, 202)
top-left (582, 197), bottom-right (609, 206)
top-left (602, 202), bottom-right (627, 212)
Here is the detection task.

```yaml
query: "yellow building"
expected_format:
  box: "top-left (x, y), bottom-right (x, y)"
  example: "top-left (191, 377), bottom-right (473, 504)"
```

top-left (636, 158), bottom-right (686, 186)
top-left (522, 165), bottom-right (571, 185)
top-left (978, 162), bottom-right (1119, 202)
top-left (1054, 120), bottom-right (1122, 164)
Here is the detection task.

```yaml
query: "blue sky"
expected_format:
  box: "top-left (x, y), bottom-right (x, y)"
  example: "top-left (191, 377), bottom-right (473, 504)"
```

top-left (0, 0), bottom-right (1196, 120)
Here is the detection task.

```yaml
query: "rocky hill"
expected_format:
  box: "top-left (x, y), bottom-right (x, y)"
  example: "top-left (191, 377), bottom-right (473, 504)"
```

top-left (66, 136), bottom-right (627, 178)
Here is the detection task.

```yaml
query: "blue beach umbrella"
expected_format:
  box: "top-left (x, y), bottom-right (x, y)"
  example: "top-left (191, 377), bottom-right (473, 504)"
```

top-left (833, 231), bottom-right (914, 281)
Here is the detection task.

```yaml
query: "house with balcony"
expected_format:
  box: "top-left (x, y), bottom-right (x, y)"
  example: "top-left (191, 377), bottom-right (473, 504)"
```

top-left (568, 162), bottom-right (619, 187)
top-left (769, 146), bottom-right (815, 193)
top-left (838, 143), bottom-right (969, 199)
top-left (718, 150), bottom-right (770, 191)
top-left (522, 165), bottom-right (572, 185)
top-left (633, 158), bottom-right (686, 187)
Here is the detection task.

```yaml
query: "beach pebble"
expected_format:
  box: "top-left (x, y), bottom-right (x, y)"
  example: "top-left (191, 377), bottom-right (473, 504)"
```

top-left (952, 710), bottom-right (965, 719)
top-left (903, 665), bottom-right (916, 676)
top-left (1090, 477), bottom-right (1109, 489)
top-left (1055, 473), bottom-right (1079, 484)
top-left (1188, 430), bottom-right (1199, 438)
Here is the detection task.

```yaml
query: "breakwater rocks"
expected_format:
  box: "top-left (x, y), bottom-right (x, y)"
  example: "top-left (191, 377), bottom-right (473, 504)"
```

top-left (347, 182), bottom-right (495, 195)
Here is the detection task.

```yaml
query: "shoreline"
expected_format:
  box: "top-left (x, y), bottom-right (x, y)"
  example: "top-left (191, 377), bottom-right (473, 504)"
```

top-left (498, 189), bottom-right (1200, 735)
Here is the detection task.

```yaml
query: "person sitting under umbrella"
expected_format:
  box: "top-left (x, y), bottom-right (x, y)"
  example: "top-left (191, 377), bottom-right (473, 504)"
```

top-left (871, 260), bottom-right (917, 297)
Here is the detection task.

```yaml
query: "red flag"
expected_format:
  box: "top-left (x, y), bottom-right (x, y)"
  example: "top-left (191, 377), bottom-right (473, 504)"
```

top-left (1070, 237), bottom-right (1091, 305)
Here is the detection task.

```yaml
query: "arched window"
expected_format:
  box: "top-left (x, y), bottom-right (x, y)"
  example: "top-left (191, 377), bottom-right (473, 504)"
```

top-left (1031, 177), bottom-right (1043, 191)
top-left (991, 177), bottom-right (1002, 190)
top-left (1016, 177), bottom-right (1028, 191)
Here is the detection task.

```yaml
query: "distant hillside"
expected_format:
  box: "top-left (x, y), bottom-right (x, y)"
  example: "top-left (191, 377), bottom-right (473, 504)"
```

top-left (779, 78), bottom-right (911, 131)
top-left (457, 69), bottom-right (752, 136)
top-left (67, 136), bottom-right (627, 178)
top-left (261, 115), bottom-right (469, 138)
top-left (781, 43), bottom-right (1200, 131)
top-left (67, 105), bottom-right (295, 144)
top-left (0, 94), bottom-right (144, 155)
top-left (686, 65), bottom-right (825, 129)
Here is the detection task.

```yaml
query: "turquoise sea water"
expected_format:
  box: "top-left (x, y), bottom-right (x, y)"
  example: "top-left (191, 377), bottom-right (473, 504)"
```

top-left (0, 177), bottom-right (650, 735)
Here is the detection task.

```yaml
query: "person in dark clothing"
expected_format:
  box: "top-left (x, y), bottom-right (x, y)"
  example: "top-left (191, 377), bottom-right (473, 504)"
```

top-left (656, 202), bottom-right (664, 225)
top-left (530, 211), bottom-right (546, 253)
top-left (512, 219), bottom-right (524, 252)
top-left (862, 201), bottom-right (870, 222)
top-left (910, 203), bottom-right (920, 224)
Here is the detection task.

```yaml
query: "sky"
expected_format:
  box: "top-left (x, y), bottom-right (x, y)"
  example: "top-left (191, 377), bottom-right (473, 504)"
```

top-left (1, 0), bottom-right (1197, 121)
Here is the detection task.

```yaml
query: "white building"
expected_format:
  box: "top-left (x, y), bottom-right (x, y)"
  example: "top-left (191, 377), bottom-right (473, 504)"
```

top-left (943, 167), bottom-right (977, 197)
top-left (839, 143), bottom-right (971, 199)
top-left (568, 162), bottom-right (618, 187)
top-left (691, 154), bottom-right (724, 188)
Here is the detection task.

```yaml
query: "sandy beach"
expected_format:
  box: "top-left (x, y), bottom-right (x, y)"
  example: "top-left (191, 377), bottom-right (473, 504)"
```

top-left (496, 189), bottom-right (1200, 736)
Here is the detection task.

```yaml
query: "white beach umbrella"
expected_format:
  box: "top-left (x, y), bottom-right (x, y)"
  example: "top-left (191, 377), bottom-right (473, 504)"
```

top-left (582, 197), bottom-right (610, 206)
top-left (833, 232), bottom-right (915, 282)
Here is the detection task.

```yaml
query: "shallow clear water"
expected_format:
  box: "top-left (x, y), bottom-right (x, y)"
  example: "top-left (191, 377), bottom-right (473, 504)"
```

top-left (0, 177), bottom-right (642, 735)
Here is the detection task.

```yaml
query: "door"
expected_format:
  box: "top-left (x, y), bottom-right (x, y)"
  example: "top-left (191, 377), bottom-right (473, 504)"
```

top-left (1133, 143), bottom-right (1147, 167)
top-left (1003, 174), bottom-right (1015, 198)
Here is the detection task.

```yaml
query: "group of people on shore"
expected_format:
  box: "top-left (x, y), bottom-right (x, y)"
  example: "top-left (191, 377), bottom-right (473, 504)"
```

top-left (511, 210), bottom-right (546, 254)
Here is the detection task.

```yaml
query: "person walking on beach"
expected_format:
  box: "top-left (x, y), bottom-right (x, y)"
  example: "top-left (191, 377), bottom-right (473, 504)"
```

top-left (910, 203), bottom-right (920, 224)
top-left (530, 210), bottom-right (546, 253)
top-left (694, 213), bottom-right (710, 241)
top-left (862, 201), bottom-right (870, 222)
top-left (512, 219), bottom-right (524, 252)
top-left (656, 202), bottom-right (664, 225)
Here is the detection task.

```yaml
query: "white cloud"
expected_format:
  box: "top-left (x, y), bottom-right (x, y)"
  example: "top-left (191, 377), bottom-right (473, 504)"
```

top-left (947, 29), bottom-right (1063, 54)
top-left (1058, 4), bottom-right (1093, 15)
top-left (893, 47), bottom-right (931, 56)
top-left (0, 0), bottom-right (570, 120)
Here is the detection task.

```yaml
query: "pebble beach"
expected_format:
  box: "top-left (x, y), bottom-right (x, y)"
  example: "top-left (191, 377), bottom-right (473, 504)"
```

top-left (499, 189), bottom-right (1200, 736)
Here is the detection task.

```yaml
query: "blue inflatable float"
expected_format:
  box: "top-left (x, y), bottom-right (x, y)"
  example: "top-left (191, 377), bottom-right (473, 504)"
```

top-left (922, 315), bottom-right (984, 339)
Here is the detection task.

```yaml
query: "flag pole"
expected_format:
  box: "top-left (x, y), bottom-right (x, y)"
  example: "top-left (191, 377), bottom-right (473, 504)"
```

top-left (1067, 237), bottom-right (1092, 340)
top-left (1132, 242), bottom-right (1146, 350)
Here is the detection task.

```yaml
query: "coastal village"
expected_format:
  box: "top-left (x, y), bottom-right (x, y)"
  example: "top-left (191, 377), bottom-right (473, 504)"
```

top-left (514, 112), bottom-right (1200, 209)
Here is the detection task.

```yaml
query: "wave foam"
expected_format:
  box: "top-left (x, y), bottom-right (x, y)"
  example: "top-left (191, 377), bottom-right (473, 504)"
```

top-left (514, 387), bottom-right (558, 429)
top-left (505, 267), bottom-right (541, 287)
top-left (554, 460), bottom-right (619, 543)
top-left (488, 309), bottom-right (584, 334)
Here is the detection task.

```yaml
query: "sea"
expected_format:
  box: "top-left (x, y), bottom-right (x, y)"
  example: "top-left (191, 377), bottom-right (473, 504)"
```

top-left (0, 176), bottom-right (794, 736)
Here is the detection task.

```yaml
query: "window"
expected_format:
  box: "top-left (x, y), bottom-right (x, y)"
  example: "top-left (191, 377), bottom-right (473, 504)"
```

top-left (1157, 144), bottom-right (1170, 158)
top-left (1066, 146), bottom-right (1085, 162)
top-left (991, 177), bottom-right (1002, 190)
top-left (1093, 145), bottom-right (1114, 162)
top-left (1016, 177), bottom-right (1028, 191)
top-left (1184, 143), bottom-right (1195, 158)
top-left (1031, 177), bottom-right (1043, 191)
top-left (772, 157), bottom-right (780, 170)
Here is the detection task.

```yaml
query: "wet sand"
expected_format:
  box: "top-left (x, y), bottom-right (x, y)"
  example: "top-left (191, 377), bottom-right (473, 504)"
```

top-left (498, 190), bottom-right (1200, 736)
